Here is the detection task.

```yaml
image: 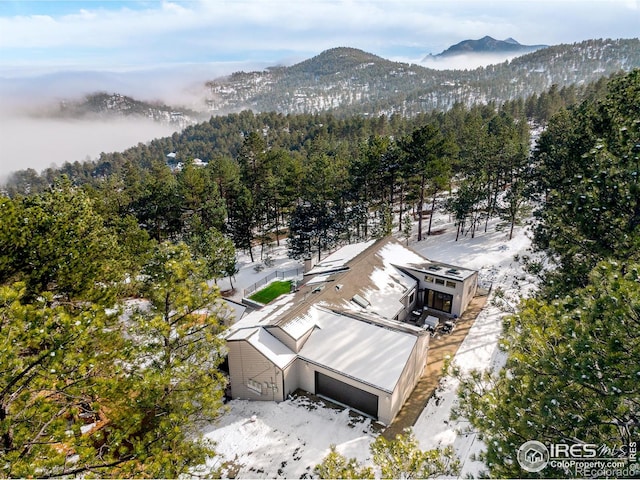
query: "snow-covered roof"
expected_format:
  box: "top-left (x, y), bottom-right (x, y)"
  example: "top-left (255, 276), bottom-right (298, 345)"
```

top-left (353, 243), bottom-right (419, 319)
top-left (221, 298), bottom-right (247, 324)
top-left (228, 294), bottom-right (296, 334)
top-left (306, 240), bottom-right (375, 275)
top-left (298, 307), bottom-right (417, 393)
top-left (405, 261), bottom-right (476, 282)
top-left (312, 238), bottom-right (421, 321)
top-left (278, 309), bottom-right (316, 340)
top-left (228, 327), bottom-right (296, 369)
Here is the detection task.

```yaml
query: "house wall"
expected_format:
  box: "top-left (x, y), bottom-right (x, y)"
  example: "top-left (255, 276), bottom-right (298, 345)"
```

top-left (459, 272), bottom-right (478, 315)
top-left (396, 285), bottom-right (418, 322)
top-left (282, 360), bottom-right (299, 398)
top-left (227, 339), bottom-right (289, 402)
top-left (388, 333), bottom-right (430, 422)
top-left (404, 267), bottom-right (477, 317)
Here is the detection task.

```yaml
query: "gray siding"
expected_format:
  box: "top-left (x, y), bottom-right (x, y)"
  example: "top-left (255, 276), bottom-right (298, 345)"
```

top-left (227, 340), bottom-right (289, 401)
top-left (403, 266), bottom-right (477, 317)
top-left (388, 333), bottom-right (429, 422)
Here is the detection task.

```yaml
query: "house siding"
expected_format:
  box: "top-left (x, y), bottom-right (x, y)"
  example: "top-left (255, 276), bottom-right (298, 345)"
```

top-left (388, 333), bottom-right (430, 421)
top-left (403, 267), bottom-right (478, 317)
top-left (459, 272), bottom-right (478, 315)
top-left (227, 339), bottom-right (289, 402)
top-left (282, 360), bottom-right (299, 398)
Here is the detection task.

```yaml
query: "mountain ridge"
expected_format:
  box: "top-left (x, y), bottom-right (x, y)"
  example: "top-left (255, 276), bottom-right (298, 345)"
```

top-left (427, 35), bottom-right (547, 59)
top-left (26, 38), bottom-right (640, 122)
top-left (204, 38), bottom-right (640, 117)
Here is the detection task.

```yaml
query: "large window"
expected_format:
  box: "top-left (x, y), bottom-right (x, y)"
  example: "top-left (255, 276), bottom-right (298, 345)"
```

top-left (425, 289), bottom-right (453, 314)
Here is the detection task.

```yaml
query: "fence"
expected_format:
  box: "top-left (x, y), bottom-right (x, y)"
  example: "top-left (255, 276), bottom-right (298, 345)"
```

top-left (243, 267), bottom-right (304, 298)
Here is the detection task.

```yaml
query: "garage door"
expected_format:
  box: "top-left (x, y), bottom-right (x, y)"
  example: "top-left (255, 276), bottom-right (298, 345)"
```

top-left (315, 371), bottom-right (378, 419)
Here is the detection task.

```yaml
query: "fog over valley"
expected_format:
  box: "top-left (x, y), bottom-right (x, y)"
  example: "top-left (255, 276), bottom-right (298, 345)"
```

top-left (0, 64), bottom-right (238, 181)
top-left (0, 114), bottom-right (177, 181)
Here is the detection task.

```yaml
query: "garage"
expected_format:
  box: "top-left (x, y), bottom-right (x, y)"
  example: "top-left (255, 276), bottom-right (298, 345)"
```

top-left (315, 371), bottom-right (378, 419)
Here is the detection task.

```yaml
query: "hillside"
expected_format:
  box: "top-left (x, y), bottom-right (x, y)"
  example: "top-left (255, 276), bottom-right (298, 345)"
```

top-left (56, 92), bottom-right (202, 128)
top-left (205, 38), bottom-right (640, 116)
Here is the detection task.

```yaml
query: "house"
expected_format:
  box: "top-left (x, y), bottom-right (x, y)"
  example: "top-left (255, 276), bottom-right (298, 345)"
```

top-left (225, 237), bottom-right (478, 424)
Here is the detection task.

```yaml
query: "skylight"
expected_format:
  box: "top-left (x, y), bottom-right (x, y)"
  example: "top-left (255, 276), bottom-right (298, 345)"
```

top-left (351, 294), bottom-right (370, 308)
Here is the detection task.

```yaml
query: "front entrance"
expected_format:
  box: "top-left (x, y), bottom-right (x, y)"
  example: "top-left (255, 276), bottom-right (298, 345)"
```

top-left (425, 289), bottom-right (453, 314)
top-left (315, 371), bottom-right (378, 419)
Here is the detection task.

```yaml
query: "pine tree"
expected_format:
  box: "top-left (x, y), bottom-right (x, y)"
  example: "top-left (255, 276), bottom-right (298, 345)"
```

top-left (455, 261), bottom-right (640, 478)
top-left (115, 241), bottom-right (227, 477)
top-left (315, 430), bottom-right (459, 479)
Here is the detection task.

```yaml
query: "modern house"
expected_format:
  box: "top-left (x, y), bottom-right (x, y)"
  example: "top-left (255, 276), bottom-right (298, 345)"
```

top-left (225, 237), bottom-right (478, 425)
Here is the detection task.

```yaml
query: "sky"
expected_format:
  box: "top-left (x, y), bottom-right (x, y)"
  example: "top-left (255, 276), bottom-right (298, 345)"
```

top-left (1, 0), bottom-right (638, 75)
top-left (0, 0), bottom-right (638, 178)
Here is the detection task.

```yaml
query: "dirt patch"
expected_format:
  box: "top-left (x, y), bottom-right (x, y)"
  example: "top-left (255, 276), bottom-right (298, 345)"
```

top-left (220, 458), bottom-right (243, 479)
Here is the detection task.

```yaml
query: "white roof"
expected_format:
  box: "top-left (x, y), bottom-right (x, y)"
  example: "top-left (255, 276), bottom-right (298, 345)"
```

top-left (228, 327), bottom-right (296, 369)
top-left (278, 309), bottom-right (316, 340)
top-left (418, 262), bottom-right (476, 281)
top-left (298, 307), bottom-right (417, 393)
top-left (306, 240), bottom-right (375, 275)
top-left (228, 294), bottom-right (295, 333)
top-left (305, 274), bottom-right (334, 285)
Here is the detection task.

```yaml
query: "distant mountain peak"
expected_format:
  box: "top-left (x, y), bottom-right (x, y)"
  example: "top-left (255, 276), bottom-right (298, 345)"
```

top-left (426, 36), bottom-right (547, 60)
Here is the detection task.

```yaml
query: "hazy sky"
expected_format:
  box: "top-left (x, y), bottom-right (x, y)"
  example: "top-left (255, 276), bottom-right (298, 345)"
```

top-left (1, 0), bottom-right (638, 73)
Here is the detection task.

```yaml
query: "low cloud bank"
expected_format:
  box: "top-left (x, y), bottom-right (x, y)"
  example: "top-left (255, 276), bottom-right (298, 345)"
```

top-left (0, 114), bottom-right (177, 182)
top-left (419, 52), bottom-right (526, 70)
top-left (0, 63), bottom-right (265, 183)
top-left (0, 60), bottom-right (272, 113)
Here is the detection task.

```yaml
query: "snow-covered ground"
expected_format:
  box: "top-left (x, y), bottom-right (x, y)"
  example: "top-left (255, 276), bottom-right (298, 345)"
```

top-left (203, 396), bottom-right (377, 478)
top-left (205, 213), bottom-right (539, 478)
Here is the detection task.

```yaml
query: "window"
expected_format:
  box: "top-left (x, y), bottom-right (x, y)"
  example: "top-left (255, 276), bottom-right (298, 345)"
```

top-left (446, 281), bottom-right (456, 288)
top-left (435, 278), bottom-right (445, 285)
top-left (247, 379), bottom-right (263, 394)
top-left (424, 275), bottom-right (434, 283)
top-left (409, 292), bottom-right (415, 304)
top-left (425, 289), bottom-right (453, 314)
